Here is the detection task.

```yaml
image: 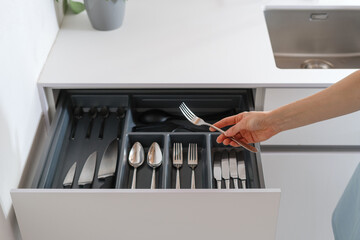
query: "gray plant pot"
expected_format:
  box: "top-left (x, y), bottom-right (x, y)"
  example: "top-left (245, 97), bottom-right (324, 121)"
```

top-left (84, 0), bottom-right (126, 31)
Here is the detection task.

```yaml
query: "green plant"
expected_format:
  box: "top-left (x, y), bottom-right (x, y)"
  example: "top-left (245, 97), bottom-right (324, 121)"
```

top-left (55, 0), bottom-right (85, 14)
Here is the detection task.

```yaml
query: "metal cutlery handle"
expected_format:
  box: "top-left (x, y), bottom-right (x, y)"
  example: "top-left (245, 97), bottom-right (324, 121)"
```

top-left (242, 179), bottom-right (247, 189)
top-left (98, 118), bottom-right (106, 139)
top-left (86, 119), bottom-right (94, 139)
top-left (207, 123), bottom-right (258, 153)
top-left (225, 179), bottom-right (230, 189)
top-left (176, 168), bottom-right (180, 189)
top-left (191, 169), bottom-right (195, 189)
top-left (131, 168), bottom-right (137, 189)
top-left (233, 179), bottom-right (238, 189)
top-left (217, 180), bottom-right (222, 189)
top-left (151, 168), bottom-right (156, 189)
top-left (70, 119), bottom-right (78, 140)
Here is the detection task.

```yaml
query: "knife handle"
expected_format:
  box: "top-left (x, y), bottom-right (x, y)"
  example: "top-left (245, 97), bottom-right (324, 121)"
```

top-left (131, 168), bottom-right (137, 189)
top-left (176, 168), bottom-right (180, 189)
top-left (151, 168), bottom-right (156, 189)
top-left (225, 179), bottom-right (230, 189)
top-left (242, 179), bottom-right (247, 189)
top-left (233, 179), bottom-right (238, 189)
top-left (217, 180), bottom-right (222, 189)
top-left (100, 176), bottom-right (115, 189)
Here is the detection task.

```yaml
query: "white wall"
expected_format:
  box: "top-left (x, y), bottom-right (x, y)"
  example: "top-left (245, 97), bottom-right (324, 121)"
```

top-left (0, 1), bottom-right (61, 239)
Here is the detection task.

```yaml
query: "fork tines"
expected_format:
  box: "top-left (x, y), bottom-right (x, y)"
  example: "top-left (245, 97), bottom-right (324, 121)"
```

top-left (187, 143), bottom-right (198, 168)
top-left (173, 143), bottom-right (183, 167)
top-left (179, 102), bottom-right (196, 122)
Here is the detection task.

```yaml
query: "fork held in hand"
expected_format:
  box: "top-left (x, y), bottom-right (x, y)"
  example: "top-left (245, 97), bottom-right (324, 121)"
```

top-left (179, 102), bottom-right (258, 153)
top-left (188, 143), bottom-right (198, 189)
top-left (173, 143), bottom-right (183, 189)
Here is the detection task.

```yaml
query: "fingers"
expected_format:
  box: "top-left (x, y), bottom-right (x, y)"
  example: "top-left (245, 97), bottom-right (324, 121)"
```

top-left (209, 115), bottom-right (238, 131)
top-left (209, 113), bottom-right (243, 132)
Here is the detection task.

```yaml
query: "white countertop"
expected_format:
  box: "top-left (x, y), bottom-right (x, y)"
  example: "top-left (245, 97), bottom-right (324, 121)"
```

top-left (39, 0), bottom-right (358, 89)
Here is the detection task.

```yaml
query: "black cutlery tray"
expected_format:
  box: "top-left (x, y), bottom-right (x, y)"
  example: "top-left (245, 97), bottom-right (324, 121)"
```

top-left (33, 89), bottom-right (263, 189)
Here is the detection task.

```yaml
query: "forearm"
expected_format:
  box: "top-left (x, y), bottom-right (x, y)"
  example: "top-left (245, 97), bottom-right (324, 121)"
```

top-left (267, 70), bottom-right (360, 132)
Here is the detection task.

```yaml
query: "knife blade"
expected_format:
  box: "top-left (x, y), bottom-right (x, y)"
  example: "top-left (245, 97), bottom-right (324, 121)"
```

top-left (229, 150), bottom-right (239, 189)
top-left (78, 151), bottom-right (97, 188)
top-left (213, 153), bottom-right (222, 189)
top-left (98, 139), bottom-right (119, 188)
top-left (237, 152), bottom-right (247, 189)
top-left (63, 162), bottom-right (77, 188)
top-left (221, 151), bottom-right (230, 189)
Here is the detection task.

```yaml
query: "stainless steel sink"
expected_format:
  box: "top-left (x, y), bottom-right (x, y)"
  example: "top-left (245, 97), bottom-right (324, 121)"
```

top-left (264, 6), bottom-right (360, 69)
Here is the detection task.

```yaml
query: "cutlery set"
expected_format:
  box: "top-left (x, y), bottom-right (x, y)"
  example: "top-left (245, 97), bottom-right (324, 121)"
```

top-left (172, 143), bottom-right (198, 189)
top-left (213, 150), bottom-right (247, 189)
top-left (62, 103), bottom-right (253, 189)
top-left (70, 106), bottom-right (126, 140)
top-left (128, 142), bottom-right (163, 189)
top-left (62, 139), bottom-right (119, 188)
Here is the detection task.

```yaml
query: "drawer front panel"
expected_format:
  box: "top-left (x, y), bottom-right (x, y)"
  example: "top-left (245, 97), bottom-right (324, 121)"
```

top-left (11, 190), bottom-right (280, 240)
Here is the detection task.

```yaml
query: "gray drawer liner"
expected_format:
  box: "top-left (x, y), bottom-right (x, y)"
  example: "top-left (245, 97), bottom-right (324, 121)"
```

top-left (33, 89), bottom-right (262, 189)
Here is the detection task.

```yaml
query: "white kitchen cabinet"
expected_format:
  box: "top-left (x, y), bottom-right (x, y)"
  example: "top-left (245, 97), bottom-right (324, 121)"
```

top-left (11, 89), bottom-right (280, 240)
top-left (262, 88), bottom-right (360, 146)
top-left (261, 151), bottom-right (360, 240)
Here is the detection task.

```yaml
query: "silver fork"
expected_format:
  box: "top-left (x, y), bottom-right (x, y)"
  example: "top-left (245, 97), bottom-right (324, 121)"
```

top-left (179, 102), bottom-right (258, 153)
top-left (173, 143), bottom-right (183, 189)
top-left (188, 143), bottom-right (198, 189)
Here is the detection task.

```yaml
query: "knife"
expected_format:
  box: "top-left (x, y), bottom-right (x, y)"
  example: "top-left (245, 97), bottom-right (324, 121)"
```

top-left (78, 151), bottom-right (97, 188)
top-left (237, 153), bottom-right (247, 189)
top-left (98, 139), bottom-right (119, 188)
top-left (221, 151), bottom-right (230, 189)
top-left (229, 150), bottom-right (239, 189)
top-left (213, 154), bottom-right (222, 189)
top-left (63, 162), bottom-right (77, 188)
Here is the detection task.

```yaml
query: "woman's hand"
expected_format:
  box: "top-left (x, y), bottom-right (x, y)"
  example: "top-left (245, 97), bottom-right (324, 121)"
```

top-left (210, 111), bottom-right (280, 147)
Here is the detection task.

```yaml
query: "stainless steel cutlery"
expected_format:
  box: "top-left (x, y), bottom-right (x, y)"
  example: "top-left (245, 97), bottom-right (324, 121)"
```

top-left (187, 143), bottom-right (198, 189)
top-left (237, 154), bottom-right (247, 189)
top-left (63, 162), bottom-right (77, 188)
top-left (147, 142), bottom-right (163, 189)
top-left (128, 142), bottom-right (145, 189)
top-left (78, 151), bottom-right (97, 188)
top-left (172, 143), bottom-right (183, 189)
top-left (179, 102), bottom-right (258, 153)
top-left (98, 139), bottom-right (119, 188)
top-left (229, 150), bottom-right (239, 189)
top-left (213, 157), bottom-right (222, 189)
top-left (221, 151), bottom-right (230, 189)
top-left (215, 150), bottom-right (247, 189)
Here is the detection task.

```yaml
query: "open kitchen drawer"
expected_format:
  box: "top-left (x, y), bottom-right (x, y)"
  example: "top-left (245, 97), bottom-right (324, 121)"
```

top-left (11, 89), bottom-right (280, 240)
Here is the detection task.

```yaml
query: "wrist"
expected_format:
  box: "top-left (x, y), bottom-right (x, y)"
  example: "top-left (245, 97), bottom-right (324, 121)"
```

top-left (264, 110), bottom-right (286, 134)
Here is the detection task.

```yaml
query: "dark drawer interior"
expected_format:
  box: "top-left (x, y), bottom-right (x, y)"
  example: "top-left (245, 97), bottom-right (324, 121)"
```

top-left (33, 89), bottom-right (262, 189)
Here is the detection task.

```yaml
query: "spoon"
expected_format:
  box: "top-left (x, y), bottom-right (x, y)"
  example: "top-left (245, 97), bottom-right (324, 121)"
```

top-left (86, 107), bottom-right (98, 139)
top-left (128, 142), bottom-right (144, 189)
top-left (98, 106), bottom-right (109, 139)
top-left (147, 142), bottom-right (163, 189)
